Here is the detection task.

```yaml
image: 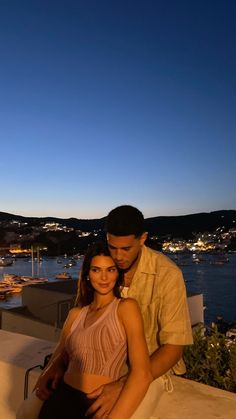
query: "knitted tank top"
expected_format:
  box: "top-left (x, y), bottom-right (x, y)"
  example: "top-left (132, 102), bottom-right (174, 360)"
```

top-left (65, 298), bottom-right (127, 380)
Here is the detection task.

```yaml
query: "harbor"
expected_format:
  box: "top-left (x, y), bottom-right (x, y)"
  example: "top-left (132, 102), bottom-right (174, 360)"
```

top-left (0, 255), bottom-right (83, 308)
top-left (0, 252), bottom-right (235, 326)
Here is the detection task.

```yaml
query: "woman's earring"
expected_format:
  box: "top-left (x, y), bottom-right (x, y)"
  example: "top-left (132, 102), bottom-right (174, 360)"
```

top-left (86, 276), bottom-right (90, 281)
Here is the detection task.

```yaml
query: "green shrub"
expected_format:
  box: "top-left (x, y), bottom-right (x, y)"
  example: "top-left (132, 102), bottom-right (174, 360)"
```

top-left (183, 325), bottom-right (236, 393)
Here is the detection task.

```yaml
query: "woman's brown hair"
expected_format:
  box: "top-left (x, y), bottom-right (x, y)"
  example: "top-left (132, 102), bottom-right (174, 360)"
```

top-left (75, 241), bottom-right (123, 307)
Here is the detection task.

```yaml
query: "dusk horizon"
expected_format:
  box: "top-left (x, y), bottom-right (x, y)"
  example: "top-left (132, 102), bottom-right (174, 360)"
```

top-left (1, 207), bottom-right (236, 221)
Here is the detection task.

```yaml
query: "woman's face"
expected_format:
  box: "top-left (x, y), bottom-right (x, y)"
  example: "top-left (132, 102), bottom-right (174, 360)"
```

top-left (89, 255), bottom-right (118, 296)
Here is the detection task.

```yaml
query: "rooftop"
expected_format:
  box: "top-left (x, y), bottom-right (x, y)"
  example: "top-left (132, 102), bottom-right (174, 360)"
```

top-left (26, 279), bottom-right (78, 294)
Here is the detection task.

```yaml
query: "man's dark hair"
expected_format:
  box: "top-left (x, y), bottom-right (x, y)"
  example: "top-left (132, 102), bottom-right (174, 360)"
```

top-left (106, 205), bottom-right (145, 237)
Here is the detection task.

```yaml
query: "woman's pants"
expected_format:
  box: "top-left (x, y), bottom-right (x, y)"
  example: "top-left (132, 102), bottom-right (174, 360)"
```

top-left (38, 381), bottom-right (94, 419)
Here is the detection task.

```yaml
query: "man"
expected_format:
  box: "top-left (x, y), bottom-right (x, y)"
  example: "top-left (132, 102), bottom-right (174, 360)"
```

top-left (85, 205), bottom-right (193, 418)
top-left (18, 205), bottom-right (192, 419)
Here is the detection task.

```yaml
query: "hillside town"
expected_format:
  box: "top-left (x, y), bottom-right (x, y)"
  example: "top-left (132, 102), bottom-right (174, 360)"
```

top-left (1, 214), bottom-right (236, 257)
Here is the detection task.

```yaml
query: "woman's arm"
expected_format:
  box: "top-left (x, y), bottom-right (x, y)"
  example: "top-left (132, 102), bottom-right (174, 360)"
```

top-left (35, 307), bottom-right (81, 400)
top-left (109, 298), bottom-right (153, 419)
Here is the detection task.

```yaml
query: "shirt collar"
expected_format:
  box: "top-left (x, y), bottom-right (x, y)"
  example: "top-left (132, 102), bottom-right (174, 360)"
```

top-left (135, 245), bottom-right (158, 275)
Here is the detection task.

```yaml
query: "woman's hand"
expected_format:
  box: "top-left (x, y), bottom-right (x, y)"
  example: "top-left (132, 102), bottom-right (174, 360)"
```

top-left (34, 362), bottom-right (65, 400)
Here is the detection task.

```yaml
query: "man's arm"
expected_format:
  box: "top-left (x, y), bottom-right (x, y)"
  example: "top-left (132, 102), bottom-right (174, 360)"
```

top-left (86, 343), bottom-right (182, 419)
top-left (150, 343), bottom-right (183, 378)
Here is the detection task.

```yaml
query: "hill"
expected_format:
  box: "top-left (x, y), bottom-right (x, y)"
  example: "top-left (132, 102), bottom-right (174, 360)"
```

top-left (145, 210), bottom-right (236, 238)
top-left (0, 209), bottom-right (236, 238)
top-left (0, 212), bottom-right (105, 230)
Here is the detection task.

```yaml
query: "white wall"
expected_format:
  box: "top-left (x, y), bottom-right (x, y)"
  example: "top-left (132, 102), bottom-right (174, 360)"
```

top-left (0, 330), bottom-right (55, 419)
top-left (22, 286), bottom-right (73, 325)
top-left (187, 293), bottom-right (204, 326)
top-left (1, 311), bottom-right (61, 341)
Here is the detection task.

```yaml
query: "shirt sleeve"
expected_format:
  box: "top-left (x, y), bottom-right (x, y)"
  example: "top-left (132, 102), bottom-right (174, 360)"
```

top-left (158, 267), bottom-right (193, 346)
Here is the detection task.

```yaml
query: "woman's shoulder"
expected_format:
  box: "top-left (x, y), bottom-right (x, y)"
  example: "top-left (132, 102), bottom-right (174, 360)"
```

top-left (64, 306), bottom-right (83, 330)
top-left (117, 298), bottom-right (143, 332)
top-left (118, 297), bottom-right (140, 314)
top-left (68, 306), bottom-right (83, 317)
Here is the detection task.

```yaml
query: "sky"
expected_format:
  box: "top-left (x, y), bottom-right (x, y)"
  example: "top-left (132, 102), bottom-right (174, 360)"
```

top-left (0, 0), bottom-right (236, 220)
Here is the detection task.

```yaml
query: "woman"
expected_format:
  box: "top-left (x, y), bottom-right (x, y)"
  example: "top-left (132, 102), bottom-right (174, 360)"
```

top-left (36, 241), bottom-right (152, 419)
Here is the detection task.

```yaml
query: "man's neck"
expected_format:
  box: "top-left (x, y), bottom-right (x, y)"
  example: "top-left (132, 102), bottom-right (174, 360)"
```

top-left (123, 249), bottom-right (142, 287)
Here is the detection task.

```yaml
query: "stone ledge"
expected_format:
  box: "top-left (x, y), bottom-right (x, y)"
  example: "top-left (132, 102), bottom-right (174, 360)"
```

top-left (155, 375), bottom-right (236, 418)
top-left (0, 330), bottom-right (56, 419)
top-left (0, 330), bottom-right (235, 419)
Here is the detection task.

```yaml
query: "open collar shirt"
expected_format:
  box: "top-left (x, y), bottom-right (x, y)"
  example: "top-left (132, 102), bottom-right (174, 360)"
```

top-left (121, 245), bottom-right (193, 374)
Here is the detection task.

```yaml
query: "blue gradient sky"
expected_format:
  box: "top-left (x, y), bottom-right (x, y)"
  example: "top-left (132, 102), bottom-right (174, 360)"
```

top-left (1, 0), bottom-right (236, 219)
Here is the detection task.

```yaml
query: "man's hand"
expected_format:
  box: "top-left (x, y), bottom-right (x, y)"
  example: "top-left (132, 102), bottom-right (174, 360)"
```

top-left (85, 380), bottom-right (124, 418)
top-left (34, 363), bottom-right (64, 401)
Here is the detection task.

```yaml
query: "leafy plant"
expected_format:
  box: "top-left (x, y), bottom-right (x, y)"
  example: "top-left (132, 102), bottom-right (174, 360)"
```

top-left (183, 324), bottom-right (236, 393)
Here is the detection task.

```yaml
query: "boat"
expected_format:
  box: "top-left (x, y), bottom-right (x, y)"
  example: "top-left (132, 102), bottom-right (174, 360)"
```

top-left (20, 276), bottom-right (48, 284)
top-left (210, 255), bottom-right (229, 265)
top-left (2, 275), bottom-right (48, 286)
top-left (192, 257), bottom-right (201, 264)
top-left (0, 275), bottom-right (48, 299)
top-left (192, 254), bottom-right (206, 264)
top-left (73, 254), bottom-right (84, 260)
top-left (0, 286), bottom-right (21, 297)
top-left (5, 286), bottom-right (22, 295)
top-left (3, 273), bottom-right (20, 282)
top-left (55, 272), bottom-right (72, 280)
top-left (68, 259), bottom-right (77, 266)
top-left (0, 257), bottom-right (13, 267)
top-left (64, 260), bottom-right (76, 268)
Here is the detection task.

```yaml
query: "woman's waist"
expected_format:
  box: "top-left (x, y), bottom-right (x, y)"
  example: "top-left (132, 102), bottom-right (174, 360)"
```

top-left (64, 371), bottom-right (114, 393)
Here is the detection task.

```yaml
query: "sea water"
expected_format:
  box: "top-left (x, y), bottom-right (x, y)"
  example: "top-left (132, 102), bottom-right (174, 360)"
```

top-left (181, 252), bottom-right (236, 325)
top-left (0, 253), bottom-right (235, 325)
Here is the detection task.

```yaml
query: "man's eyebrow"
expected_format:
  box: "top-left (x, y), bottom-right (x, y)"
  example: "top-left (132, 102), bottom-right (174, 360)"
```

top-left (108, 244), bottom-right (132, 249)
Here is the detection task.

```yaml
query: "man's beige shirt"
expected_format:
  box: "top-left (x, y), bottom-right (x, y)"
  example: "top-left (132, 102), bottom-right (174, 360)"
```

top-left (121, 245), bottom-right (193, 374)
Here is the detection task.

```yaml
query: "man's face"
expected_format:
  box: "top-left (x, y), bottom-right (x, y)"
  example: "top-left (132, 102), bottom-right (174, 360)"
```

top-left (107, 233), bottom-right (147, 271)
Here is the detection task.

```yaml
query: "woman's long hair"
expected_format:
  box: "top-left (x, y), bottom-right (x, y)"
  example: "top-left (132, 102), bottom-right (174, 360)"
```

top-left (75, 241), bottom-right (123, 307)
